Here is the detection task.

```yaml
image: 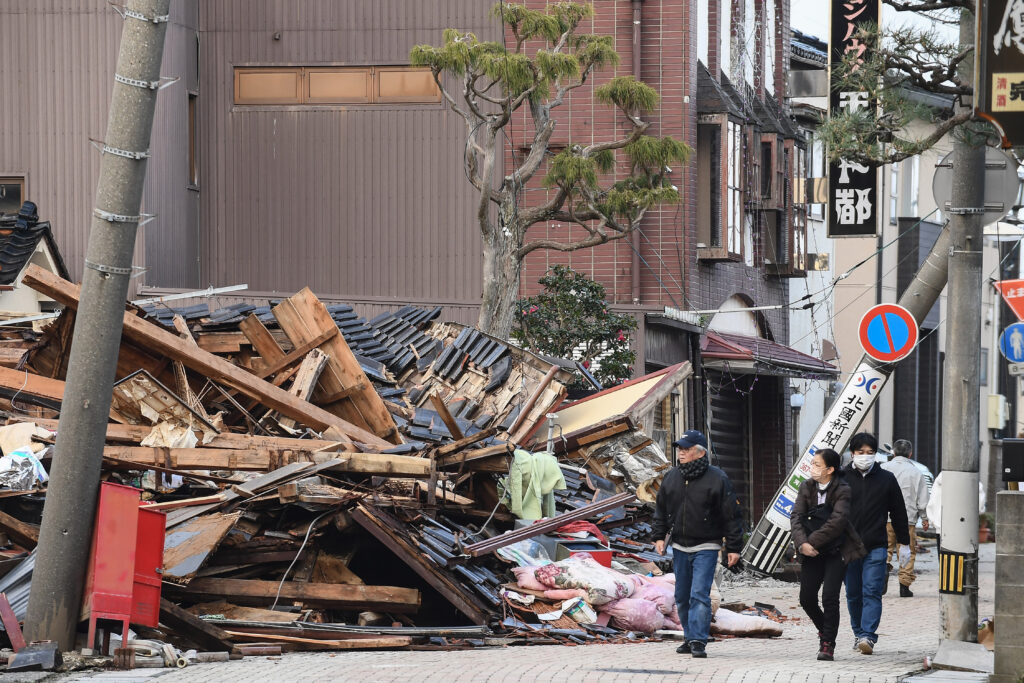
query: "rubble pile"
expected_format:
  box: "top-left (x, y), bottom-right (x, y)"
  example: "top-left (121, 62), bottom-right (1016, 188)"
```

top-left (0, 264), bottom-right (709, 666)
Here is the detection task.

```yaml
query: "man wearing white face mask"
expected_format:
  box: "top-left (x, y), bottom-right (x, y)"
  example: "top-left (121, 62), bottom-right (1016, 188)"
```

top-left (842, 432), bottom-right (910, 655)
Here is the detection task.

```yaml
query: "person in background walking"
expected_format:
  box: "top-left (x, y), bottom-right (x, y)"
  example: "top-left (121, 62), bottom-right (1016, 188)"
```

top-left (843, 432), bottom-right (910, 655)
top-left (653, 430), bottom-right (743, 659)
top-left (791, 448), bottom-right (866, 661)
top-left (881, 439), bottom-right (929, 597)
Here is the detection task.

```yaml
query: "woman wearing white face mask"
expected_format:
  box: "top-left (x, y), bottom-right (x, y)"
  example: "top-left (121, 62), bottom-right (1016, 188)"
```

top-left (791, 448), bottom-right (866, 661)
top-left (842, 432), bottom-right (911, 655)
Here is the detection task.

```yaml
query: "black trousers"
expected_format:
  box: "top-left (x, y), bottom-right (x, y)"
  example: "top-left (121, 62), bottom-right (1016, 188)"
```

top-left (799, 551), bottom-right (845, 644)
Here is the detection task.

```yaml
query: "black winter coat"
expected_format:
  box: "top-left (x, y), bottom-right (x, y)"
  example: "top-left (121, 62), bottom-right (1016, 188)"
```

top-left (790, 474), bottom-right (867, 565)
top-left (842, 462), bottom-right (910, 550)
top-left (652, 464), bottom-right (744, 553)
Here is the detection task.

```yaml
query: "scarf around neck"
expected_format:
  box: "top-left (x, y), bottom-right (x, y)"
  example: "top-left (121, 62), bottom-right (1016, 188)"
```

top-left (678, 454), bottom-right (709, 481)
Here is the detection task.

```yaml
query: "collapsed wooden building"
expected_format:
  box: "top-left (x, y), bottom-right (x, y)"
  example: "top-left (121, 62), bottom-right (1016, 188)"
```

top-left (0, 264), bottom-right (712, 659)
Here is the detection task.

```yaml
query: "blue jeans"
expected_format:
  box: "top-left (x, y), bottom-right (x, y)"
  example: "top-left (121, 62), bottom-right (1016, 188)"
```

top-left (845, 546), bottom-right (888, 643)
top-left (673, 548), bottom-right (719, 644)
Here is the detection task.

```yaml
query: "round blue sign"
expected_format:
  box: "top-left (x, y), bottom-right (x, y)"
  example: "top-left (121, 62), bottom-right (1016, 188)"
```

top-left (858, 304), bottom-right (918, 362)
top-left (1000, 323), bottom-right (1024, 363)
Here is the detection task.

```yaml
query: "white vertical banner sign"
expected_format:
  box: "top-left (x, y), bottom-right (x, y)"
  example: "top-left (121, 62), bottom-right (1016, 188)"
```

top-left (744, 362), bottom-right (888, 573)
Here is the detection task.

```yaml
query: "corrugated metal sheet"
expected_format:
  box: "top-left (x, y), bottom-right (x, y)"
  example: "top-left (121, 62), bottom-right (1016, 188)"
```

top-left (142, 0), bottom-right (201, 288)
top-left (0, 1), bottom-right (201, 291)
top-left (197, 0), bottom-right (499, 308)
top-left (0, 1), bottom-right (121, 282)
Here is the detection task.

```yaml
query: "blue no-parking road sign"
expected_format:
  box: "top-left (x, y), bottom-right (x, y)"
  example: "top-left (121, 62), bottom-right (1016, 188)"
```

top-left (858, 304), bottom-right (919, 363)
top-left (999, 323), bottom-right (1024, 363)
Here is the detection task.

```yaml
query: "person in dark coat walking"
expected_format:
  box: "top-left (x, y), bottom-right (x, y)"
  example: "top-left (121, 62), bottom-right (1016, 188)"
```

top-left (652, 430), bottom-right (743, 659)
top-left (843, 432), bottom-right (910, 655)
top-left (791, 448), bottom-right (866, 661)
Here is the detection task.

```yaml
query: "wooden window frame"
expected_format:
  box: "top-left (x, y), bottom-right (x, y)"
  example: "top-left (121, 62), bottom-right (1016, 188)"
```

top-left (234, 66), bottom-right (438, 106)
top-left (305, 67), bottom-right (372, 104)
top-left (0, 176), bottom-right (26, 216)
top-left (375, 66), bottom-right (441, 104)
top-left (768, 140), bottom-right (808, 277)
top-left (697, 114), bottom-right (744, 262)
top-left (234, 67), bottom-right (302, 105)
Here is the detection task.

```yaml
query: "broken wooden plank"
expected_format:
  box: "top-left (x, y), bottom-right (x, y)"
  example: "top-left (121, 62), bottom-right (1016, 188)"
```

top-left (272, 289), bottom-right (399, 443)
top-left (187, 601), bottom-right (300, 623)
top-left (221, 631), bottom-right (411, 650)
top-left (142, 494), bottom-right (229, 511)
top-left (163, 512), bottom-right (241, 584)
top-left (196, 332), bottom-right (248, 354)
top-left (255, 329), bottom-right (337, 381)
top-left (103, 446), bottom-right (313, 472)
top-left (434, 427), bottom-right (499, 457)
top-left (277, 349), bottom-right (329, 430)
top-left (351, 505), bottom-right (489, 624)
top-left (429, 393), bottom-right (464, 440)
top-left (436, 443), bottom-right (514, 472)
top-left (158, 597), bottom-right (235, 651)
top-left (21, 266), bottom-right (391, 448)
top-left (313, 452), bottom-right (431, 477)
top-left (175, 578), bottom-right (420, 612)
top-left (0, 510), bottom-right (39, 549)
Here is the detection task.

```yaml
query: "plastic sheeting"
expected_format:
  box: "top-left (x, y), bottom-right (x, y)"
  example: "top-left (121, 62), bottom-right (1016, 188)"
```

top-left (581, 431), bottom-right (669, 502)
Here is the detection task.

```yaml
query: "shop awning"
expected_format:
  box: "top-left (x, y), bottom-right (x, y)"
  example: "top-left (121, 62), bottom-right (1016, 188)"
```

top-left (700, 331), bottom-right (839, 380)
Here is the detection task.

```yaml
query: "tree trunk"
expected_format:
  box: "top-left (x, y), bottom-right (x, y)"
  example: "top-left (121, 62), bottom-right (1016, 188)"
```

top-left (478, 229), bottom-right (523, 340)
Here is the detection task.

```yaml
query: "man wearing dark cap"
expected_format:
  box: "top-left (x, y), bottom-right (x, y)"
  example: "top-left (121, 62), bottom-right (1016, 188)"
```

top-left (652, 430), bottom-right (744, 658)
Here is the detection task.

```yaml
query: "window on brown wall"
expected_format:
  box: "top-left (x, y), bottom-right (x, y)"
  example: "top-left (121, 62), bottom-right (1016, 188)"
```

top-left (188, 93), bottom-right (198, 187)
top-left (235, 68), bottom-right (302, 104)
top-left (0, 177), bottom-right (25, 215)
top-left (234, 66), bottom-right (438, 105)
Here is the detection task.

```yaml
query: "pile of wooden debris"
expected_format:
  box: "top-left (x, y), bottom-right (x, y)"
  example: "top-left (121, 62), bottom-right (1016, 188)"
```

top-left (0, 264), bottom-right (690, 661)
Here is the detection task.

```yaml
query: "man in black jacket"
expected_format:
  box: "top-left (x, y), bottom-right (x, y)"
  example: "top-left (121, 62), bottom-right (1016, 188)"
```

top-left (843, 432), bottom-right (911, 655)
top-left (653, 430), bottom-right (743, 659)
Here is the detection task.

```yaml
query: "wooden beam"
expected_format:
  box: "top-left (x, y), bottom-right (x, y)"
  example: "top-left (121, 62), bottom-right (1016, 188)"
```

top-left (103, 445), bottom-right (312, 471)
top-left (158, 598), bottom-right (235, 651)
top-left (436, 443), bottom-right (514, 472)
top-left (0, 510), bottom-right (39, 549)
top-left (239, 315), bottom-right (285, 367)
top-left (21, 266), bottom-right (391, 448)
top-left (434, 427), bottom-right (498, 457)
top-left (176, 578), bottom-right (420, 612)
top-left (277, 349), bottom-right (328, 430)
top-left (351, 505), bottom-right (488, 624)
top-left (314, 452), bottom-right (431, 478)
top-left (272, 290), bottom-right (399, 443)
top-left (101, 445), bottom-right (432, 478)
top-left (429, 393), bottom-right (464, 440)
top-left (221, 631), bottom-right (411, 650)
top-left (255, 329), bottom-right (337, 380)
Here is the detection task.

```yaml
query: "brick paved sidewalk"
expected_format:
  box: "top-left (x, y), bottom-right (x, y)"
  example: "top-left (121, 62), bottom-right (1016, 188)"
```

top-left (40, 538), bottom-right (995, 683)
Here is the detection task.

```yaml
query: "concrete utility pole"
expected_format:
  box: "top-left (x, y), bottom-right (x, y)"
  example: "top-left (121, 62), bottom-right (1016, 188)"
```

top-left (24, 0), bottom-right (170, 650)
top-left (937, 10), bottom-right (984, 643)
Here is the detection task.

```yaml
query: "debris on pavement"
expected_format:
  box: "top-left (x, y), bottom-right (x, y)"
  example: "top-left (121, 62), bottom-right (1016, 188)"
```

top-left (0, 264), bottom-right (782, 673)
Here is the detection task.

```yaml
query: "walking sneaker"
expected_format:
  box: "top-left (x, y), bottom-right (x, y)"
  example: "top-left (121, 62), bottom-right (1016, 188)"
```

top-left (900, 584), bottom-right (914, 598)
top-left (675, 642), bottom-right (692, 654)
top-left (852, 638), bottom-right (860, 652)
top-left (690, 641), bottom-right (707, 658)
top-left (817, 641), bottom-right (835, 661)
top-left (857, 638), bottom-right (874, 655)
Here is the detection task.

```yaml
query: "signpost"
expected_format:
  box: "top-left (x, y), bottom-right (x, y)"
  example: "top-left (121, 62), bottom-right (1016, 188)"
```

top-left (827, 0), bottom-right (881, 237)
top-left (999, 322), bottom-right (1024, 363)
top-left (858, 303), bottom-right (919, 363)
top-left (995, 279), bottom-right (1024, 321)
top-left (978, 0), bottom-right (1024, 147)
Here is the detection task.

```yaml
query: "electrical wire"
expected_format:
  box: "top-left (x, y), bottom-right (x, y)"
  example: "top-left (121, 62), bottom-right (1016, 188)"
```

top-left (269, 508), bottom-right (336, 611)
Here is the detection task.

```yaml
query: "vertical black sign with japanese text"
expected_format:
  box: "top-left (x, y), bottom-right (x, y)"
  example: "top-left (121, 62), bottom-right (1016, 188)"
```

top-left (827, 0), bottom-right (880, 237)
top-left (980, 0), bottom-right (1024, 146)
